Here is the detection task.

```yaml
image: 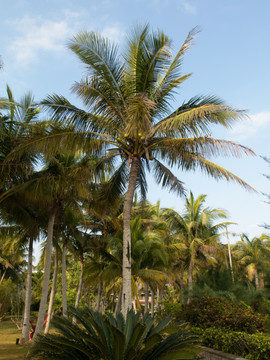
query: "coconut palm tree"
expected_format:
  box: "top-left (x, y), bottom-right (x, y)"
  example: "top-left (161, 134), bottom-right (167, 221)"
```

top-left (163, 192), bottom-right (230, 301)
top-left (233, 234), bottom-right (270, 290)
top-left (0, 85), bottom-right (39, 190)
top-left (0, 86), bottom-right (44, 343)
top-left (31, 152), bottom-right (102, 337)
top-left (41, 25), bottom-right (254, 314)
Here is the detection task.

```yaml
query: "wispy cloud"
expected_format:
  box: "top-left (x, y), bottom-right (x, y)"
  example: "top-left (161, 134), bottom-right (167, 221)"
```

top-left (7, 12), bottom-right (125, 67)
top-left (178, 0), bottom-right (197, 14)
top-left (8, 16), bottom-right (77, 67)
top-left (101, 25), bottom-right (125, 43)
top-left (229, 111), bottom-right (270, 141)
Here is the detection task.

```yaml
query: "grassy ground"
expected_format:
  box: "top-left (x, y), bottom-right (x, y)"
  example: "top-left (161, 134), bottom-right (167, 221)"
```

top-left (0, 320), bottom-right (28, 360)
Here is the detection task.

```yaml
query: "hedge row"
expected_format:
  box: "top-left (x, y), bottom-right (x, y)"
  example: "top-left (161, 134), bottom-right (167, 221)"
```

top-left (193, 327), bottom-right (270, 360)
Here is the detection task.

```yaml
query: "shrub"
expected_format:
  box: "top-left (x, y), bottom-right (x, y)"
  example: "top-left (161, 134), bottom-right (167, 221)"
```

top-left (162, 295), bottom-right (268, 333)
top-left (193, 327), bottom-right (270, 360)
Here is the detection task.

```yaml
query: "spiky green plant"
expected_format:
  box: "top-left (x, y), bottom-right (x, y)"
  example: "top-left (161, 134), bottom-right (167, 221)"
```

top-left (27, 307), bottom-right (199, 360)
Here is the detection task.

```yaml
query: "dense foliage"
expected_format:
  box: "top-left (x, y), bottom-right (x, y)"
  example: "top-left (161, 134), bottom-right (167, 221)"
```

top-left (194, 327), bottom-right (270, 360)
top-left (181, 295), bottom-right (268, 333)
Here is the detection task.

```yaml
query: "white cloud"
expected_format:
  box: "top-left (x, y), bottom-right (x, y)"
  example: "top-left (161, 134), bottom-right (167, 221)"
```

top-left (178, 0), bottom-right (197, 14)
top-left (8, 16), bottom-right (77, 67)
top-left (7, 14), bottom-right (125, 67)
top-left (101, 25), bottom-right (125, 43)
top-left (229, 111), bottom-right (270, 141)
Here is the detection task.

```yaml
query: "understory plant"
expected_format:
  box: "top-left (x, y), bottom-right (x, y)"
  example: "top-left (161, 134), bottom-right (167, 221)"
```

top-left (27, 307), bottom-right (200, 360)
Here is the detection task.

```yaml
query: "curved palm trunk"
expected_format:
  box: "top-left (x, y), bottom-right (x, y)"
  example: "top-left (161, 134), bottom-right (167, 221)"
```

top-left (144, 282), bottom-right (149, 315)
top-left (0, 268), bottom-right (7, 284)
top-left (34, 210), bottom-right (56, 339)
top-left (122, 157), bottom-right (139, 316)
top-left (21, 237), bottom-right (33, 344)
top-left (95, 281), bottom-right (103, 312)
top-left (62, 240), bottom-right (68, 318)
top-left (75, 259), bottom-right (84, 309)
top-left (44, 248), bottom-right (58, 334)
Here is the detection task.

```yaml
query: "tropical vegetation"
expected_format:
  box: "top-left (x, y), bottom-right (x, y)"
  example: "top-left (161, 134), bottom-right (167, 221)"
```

top-left (0, 24), bottom-right (270, 360)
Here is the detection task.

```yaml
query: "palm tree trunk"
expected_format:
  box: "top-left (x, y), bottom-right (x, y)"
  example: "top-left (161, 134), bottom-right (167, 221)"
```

top-left (34, 209), bottom-right (56, 339)
top-left (187, 259), bottom-right (193, 303)
top-left (156, 288), bottom-right (160, 309)
top-left (144, 282), bottom-right (149, 315)
top-left (62, 240), bottom-right (68, 318)
top-left (180, 263), bottom-right (184, 303)
top-left (75, 259), bottom-right (84, 309)
top-left (122, 157), bottom-right (139, 316)
top-left (160, 291), bottom-right (164, 309)
top-left (0, 267), bottom-right (7, 284)
top-left (21, 237), bottom-right (33, 344)
top-left (132, 298), bottom-right (137, 313)
top-left (96, 281), bottom-right (103, 312)
top-left (151, 288), bottom-right (155, 317)
top-left (44, 247), bottom-right (58, 334)
top-left (226, 226), bottom-right (235, 284)
top-left (254, 269), bottom-right (260, 290)
top-left (115, 283), bottom-right (123, 316)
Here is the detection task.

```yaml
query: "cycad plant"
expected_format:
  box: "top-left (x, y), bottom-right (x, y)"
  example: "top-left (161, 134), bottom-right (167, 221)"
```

top-left (41, 25), bottom-right (254, 315)
top-left (27, 307), bottom-right (199, 360)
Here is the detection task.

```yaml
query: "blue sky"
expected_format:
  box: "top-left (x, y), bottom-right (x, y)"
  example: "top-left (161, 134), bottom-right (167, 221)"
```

top-left (1, 0), bottom-right (270, 245)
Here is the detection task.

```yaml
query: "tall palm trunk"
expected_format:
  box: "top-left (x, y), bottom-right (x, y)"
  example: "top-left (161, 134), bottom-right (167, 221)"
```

top-left (21, 237), bottom-right (33, 344)
top-left (62, 239), bottom-right (68, 318)
top-left (122, 157), bottom-right (139, 316)
top-left (254, 268), bottom-right (260, 290)
top-left (75, 259), bottom-right (84, 309)
top-left (151, 288), bottom-right (155, 317)
top-left (115, 282), bottom-right (123, 316)
top-left (180, 263), bottom-right (185, 303)
top-left (72, 259), bottom-right (84, 324)
top-left (156, 288), bottom-right (160, 310)
top-left (144, 282), bottom-right (149, 315)
top-left (95, 281), bottom-right (103, 312)
top-left (187, 258), bottom-right (193, 303)
top-left (44, 248), bottom-right (58, 334)
top-left (34, 210), bottom-right (56, 338)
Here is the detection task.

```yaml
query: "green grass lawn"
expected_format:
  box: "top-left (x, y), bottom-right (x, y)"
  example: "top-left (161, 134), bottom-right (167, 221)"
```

top-left (0, 320), bottom-right (28, 360)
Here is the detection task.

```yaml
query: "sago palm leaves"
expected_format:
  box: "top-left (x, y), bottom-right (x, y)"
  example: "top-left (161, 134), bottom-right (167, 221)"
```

top-left (27, 307), bottom-right (199, 360)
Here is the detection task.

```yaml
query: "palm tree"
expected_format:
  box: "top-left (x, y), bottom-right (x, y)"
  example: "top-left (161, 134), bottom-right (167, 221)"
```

top-left (27, 308), bottom-right (199, 360)
top-left (41, 25), bottom-right (254, 314)
top-left (233, 234), bottom-right (270, 290)
top-left (163, 192), bottom-right (229, 301)
top-left (31, 152), bottom-right (100, 337)
top-left (0, 86), bottom-right (42, 343)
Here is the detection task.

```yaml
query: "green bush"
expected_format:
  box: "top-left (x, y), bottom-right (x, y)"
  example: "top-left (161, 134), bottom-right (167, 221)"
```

top-left (160, 295), bottom-right (268, 333)
top-left (193, 327), bottom-right (270, 360)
